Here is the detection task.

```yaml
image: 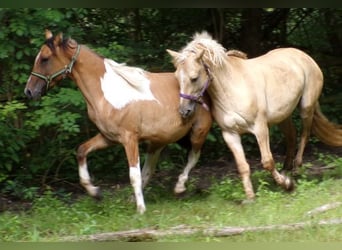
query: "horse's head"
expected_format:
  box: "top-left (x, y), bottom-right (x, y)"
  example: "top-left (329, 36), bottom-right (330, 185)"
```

top-left (24, 29), bottom-right (80, 99)
top-left (167, 48), bottom-right (210, 119)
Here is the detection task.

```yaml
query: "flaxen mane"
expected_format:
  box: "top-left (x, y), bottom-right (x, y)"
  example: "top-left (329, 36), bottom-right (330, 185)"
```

top-left (226, 49), bottom-right (248, 59)
top-left (180, 31), bottom-right (227, 68)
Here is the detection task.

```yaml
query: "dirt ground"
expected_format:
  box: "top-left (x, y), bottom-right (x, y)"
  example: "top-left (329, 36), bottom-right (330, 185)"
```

top-left (0, 141), bottom-right (341, 212)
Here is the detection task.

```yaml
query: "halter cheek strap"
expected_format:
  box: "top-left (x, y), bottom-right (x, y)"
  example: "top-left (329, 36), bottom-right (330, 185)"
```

top-left (31, 44), bottom-right (81, 91)
top-left (179, 79), bottom-right (210, 111)
top-left (179, 62), bottom-right (211, 111)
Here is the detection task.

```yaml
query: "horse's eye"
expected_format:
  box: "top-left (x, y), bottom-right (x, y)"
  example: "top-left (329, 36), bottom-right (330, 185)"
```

top-left (41, 57), bottom-right (49, 63)
top-left (190, 77), bottom-right (198, 83)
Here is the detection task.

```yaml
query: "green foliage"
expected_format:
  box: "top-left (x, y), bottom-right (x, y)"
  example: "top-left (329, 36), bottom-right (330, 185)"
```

top-left (26, 88), bottom-right (84, 135)
top-left (0, 100), bottom-right (28, 182)
top-left (0, 8), bottom-right (341, 203)
top-left (209, 177), bottom-right (246, 201)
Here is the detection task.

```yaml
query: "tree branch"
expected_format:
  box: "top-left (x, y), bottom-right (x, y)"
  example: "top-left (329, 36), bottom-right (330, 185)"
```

top-left (61, 218), bottom-right (342, 242)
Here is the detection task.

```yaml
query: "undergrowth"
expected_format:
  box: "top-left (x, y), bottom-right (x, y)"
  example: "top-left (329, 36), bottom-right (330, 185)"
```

top-left (0, 154), bottom-right (341, 242)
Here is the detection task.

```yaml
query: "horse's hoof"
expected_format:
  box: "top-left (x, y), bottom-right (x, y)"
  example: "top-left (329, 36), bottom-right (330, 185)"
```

top-left (241, 198), bottom-right (255, 205)
top-left (284, 176), bottom-right (295, 192)
top-left (174, 185), bottom-right (186, 194)
top-left (92, 187), bottom-right (103, 201)
top-left (137, 204), bottom-right (146, 214)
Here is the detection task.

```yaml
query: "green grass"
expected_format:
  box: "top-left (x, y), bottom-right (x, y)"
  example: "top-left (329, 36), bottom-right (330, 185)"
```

top-left (1, 160), bottom-right (342, 242)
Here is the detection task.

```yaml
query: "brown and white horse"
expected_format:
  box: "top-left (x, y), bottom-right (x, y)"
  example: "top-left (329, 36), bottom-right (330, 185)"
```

top-left (24, 30), bottom-right (212, 214)
top-left (167, 31), bottom-right (342, 202)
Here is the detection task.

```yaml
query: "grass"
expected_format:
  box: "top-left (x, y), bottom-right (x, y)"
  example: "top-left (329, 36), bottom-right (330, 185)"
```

top-left (1, 157), bottom-right (342, 242)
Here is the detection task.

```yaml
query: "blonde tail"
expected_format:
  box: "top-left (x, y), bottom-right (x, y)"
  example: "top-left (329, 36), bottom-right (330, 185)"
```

top-left (311, 104), bottom-right (342, 146)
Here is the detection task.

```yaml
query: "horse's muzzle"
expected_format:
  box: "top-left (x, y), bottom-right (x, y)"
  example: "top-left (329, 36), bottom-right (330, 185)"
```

top-left (179, 102), bottom-right (196, 119)
top-left (24, 87), bottom-right (42, 100)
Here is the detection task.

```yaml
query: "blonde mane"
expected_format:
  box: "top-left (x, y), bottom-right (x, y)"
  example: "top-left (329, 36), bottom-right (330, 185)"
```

top-left (226, 49), bottom-right (248, 59)
top-left (179, 31), bottom-right (227, 68)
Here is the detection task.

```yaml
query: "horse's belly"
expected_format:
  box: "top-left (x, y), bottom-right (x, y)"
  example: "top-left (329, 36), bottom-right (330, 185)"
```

top-left (141, 118), bottom-right (191, 142)
top-left (266, 99), bottom-right (300, 124)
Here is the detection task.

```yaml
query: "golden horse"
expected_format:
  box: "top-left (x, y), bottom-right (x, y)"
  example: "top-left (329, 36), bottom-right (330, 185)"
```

top-left (167, 31), bottom-right (342, 201)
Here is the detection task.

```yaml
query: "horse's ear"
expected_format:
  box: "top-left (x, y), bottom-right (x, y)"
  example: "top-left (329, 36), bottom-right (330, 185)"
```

top-left (166, 49), bottom-right (181, 65)
top-left (45, 29), bottom-right (53, 40)
top-left (54, 32), bottom-right (63, 46)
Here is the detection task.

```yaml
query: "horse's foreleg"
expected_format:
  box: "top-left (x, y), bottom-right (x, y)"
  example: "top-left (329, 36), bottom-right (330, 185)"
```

top-left (77, 133), bottom-right (112, 198)
top-left (141, 146), bottom-right (164, 189)
top-left (124, 139), bottom-right (146, 214)
top-left (254, 124), bottom-right (294, 191)
top-left (174, 113), bottom-right (211, 194)
top-left (174, 149), bottom-right (201, 194)
top-left (222, 131), bottom-right (255, 200)
top-left (278, 117), bottom-right (297, 172)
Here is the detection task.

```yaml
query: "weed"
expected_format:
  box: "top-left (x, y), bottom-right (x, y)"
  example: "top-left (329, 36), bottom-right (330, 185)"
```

top-left (209, 177), bottom-right (245, 201)
top-left (0, 157), bottom-right (342, 242)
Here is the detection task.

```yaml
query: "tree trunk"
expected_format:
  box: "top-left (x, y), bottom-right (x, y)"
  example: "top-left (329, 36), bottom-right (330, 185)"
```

top-left (239, 8), bottom-right (263, 57)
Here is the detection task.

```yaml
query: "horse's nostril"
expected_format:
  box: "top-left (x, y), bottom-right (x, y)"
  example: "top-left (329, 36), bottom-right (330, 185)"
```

top-left (24, 88), bottom-right (32, 99)
top-left (179, 107), bottom-right (192, 118)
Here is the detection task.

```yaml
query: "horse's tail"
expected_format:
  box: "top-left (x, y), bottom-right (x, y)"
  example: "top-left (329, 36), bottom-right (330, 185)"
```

top-left (311, 103), bottom-right (342, 146)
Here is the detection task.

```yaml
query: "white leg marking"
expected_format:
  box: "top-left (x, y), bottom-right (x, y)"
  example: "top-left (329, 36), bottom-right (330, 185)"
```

top-left (79, 163), bottom-right (99, 197)
top-left (174, 150), bottom-right (201, 194)
top-left (130, 160), bottom-right (146, 214)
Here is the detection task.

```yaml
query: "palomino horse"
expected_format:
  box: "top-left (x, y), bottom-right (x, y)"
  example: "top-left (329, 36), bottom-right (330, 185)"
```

top-left (167, 31), bottom-right (342, 201)
top-left (24, 30), bottom-right (212, 214)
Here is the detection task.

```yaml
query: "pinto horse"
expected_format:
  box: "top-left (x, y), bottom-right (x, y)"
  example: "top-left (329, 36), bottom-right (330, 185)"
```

top-left (167, 31), bottom-right (342, 202)
top-left (24, 30), bottom-right (212, 214)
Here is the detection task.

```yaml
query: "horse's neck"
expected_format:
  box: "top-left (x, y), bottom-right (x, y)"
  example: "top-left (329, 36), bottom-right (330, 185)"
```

top-left (207, 61), bottom-right (246, 110)
top-left (70, 47), bottom-right (107, 112)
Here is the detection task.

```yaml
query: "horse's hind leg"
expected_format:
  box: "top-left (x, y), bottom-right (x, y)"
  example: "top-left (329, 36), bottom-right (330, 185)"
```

top-left (278, 117), bottom-right (297, 172)
top-left (77, 133), bottom-right (112, 198)
top-left (141, 145), bottom-right (164, 189)
top-left (294, 106), bottom-right (315, 170)
top-left (254, 123), bottom-right (294, 191)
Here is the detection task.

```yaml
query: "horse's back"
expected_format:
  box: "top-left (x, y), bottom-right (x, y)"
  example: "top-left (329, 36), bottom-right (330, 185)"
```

top-left (243, 48), bottom-right (323, 124)
top-left (264, 48), bottom-right (324, 102)
top-left (262, 48), bottom-right (322, 74)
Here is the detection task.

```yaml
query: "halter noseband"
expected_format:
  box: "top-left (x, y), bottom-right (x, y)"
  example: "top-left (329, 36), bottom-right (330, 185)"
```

top-left (179, 62), bottom-right (212, 111)
top-left (31, 44), bottom-right (81, 91)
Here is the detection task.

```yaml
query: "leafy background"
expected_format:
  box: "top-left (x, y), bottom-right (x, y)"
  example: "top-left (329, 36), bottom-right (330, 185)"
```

top-left (0, 8), bottom-right (341, 200)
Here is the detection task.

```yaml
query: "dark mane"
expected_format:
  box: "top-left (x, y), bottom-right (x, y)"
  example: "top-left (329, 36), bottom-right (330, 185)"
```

top-left (45, 36), bottom-right (104, 59)
top-left (44, 36), bottom-right (78, 52)
top-left (44, 37), bottom-right (55, 51)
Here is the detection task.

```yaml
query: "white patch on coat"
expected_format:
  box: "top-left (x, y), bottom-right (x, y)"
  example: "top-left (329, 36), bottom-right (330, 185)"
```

top-left (100, 59), bottom-right (157, 109)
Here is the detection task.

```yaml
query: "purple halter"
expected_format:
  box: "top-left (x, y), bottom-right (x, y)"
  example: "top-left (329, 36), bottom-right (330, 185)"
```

top-left (179, 63), bottom-right (211, 111)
